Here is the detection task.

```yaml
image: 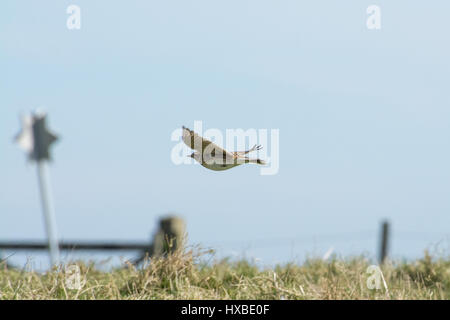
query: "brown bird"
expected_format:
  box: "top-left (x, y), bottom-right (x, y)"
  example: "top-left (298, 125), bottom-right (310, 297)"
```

top-left (182, 126), bottom-right (266, 171)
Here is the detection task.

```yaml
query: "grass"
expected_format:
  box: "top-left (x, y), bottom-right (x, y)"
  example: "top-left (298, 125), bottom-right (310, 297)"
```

top-left (0, 248), bottom-right (448, 300)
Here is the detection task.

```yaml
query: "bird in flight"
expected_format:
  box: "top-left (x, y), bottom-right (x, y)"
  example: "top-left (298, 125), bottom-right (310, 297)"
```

top-left (182, 126), bottom-right (266, 171)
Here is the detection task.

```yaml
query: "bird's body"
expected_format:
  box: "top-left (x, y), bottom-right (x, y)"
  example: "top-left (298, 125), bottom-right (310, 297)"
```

top-left (182, 126), bottom-right (266, 171)
top-left (190, 151), bottom-right (264, 171)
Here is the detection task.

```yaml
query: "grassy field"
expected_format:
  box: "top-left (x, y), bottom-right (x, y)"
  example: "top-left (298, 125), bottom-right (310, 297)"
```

top-left (0, 248), bottom-right (448, 300)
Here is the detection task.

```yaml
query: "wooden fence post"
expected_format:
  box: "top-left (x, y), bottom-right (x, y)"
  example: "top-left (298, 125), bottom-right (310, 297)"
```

top-left (379, 220), bottom-right (390, 264)
top-left (132, 215), bottom-right (186, 265)
top-left (152, 216), bottom-right (186, 257)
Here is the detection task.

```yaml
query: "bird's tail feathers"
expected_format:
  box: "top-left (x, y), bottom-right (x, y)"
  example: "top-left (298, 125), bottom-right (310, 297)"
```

top-left (242, 157), bottom-right (266, 165)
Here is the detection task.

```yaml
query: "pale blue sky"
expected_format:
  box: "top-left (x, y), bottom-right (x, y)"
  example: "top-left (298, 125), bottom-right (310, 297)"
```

top-left (1, 1), bottom-right (449, 269)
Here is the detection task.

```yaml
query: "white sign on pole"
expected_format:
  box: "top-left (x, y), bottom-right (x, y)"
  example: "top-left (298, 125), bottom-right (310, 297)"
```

top-left (15, 111), bottom-right (60, 266)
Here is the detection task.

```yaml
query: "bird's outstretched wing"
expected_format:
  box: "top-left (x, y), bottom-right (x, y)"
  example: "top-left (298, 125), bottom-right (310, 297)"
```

top-left (232, 144), bottom-right (262, 157)
top-left (182, 126), bottom-right (233, 158)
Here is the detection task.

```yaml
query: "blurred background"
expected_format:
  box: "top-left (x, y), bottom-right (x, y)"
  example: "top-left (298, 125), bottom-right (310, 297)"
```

top-left (1, 1), bottom-right (449, 270)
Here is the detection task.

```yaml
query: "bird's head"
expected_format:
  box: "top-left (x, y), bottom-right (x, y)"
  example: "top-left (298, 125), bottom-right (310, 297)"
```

top-left (188, 152), bottom-right (200, 160)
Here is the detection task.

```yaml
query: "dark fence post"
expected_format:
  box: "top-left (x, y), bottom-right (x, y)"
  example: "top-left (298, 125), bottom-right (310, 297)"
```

top-left (379, 220), bottom-right (390, 264)
top-left (132, 215), bottom-right (186, 265)
top-left (152, 216), bottom-right (186, 257)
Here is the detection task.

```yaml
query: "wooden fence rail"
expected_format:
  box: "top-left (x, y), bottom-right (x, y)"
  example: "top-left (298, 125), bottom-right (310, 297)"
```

top-left (0, 241), bottom-right (152, 251)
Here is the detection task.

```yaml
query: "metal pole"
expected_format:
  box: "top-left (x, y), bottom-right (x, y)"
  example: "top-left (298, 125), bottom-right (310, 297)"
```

top-left (36, 160), bottom-right (60, 266)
